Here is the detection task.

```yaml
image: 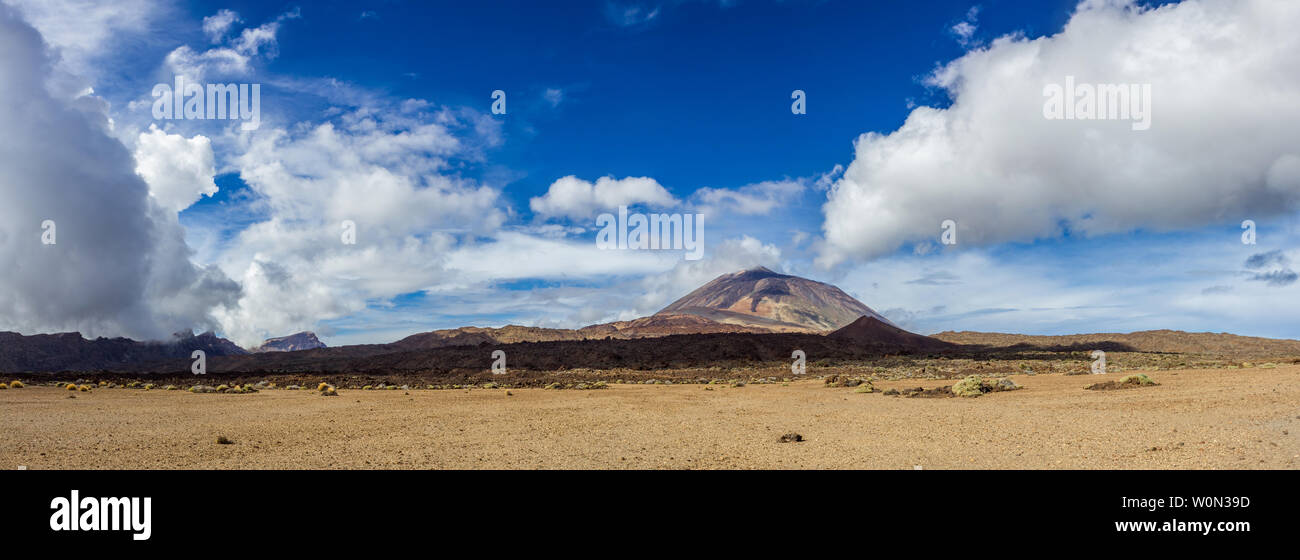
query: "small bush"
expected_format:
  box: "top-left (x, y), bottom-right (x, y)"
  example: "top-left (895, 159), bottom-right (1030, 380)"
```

top-left (320, 385), bottom-right (339, 397)
top-left (216, 435), bottom-right (233, 445)
top-left (853, 384), bottom-right (875, 394)
top-left (951, 375), bottom-right (986, 397)
top-left (1119, 374), bottom-right (1157, 386)
top-left (0, 383), bottom-right (7, 390)
top-left (8, 381), bottom-right (23, 389)
top-left (65, 383), bottom-right (77, 391)
top-left (216, 384), bottom-right (230, 392)
top-left (316, 382), bottom-right (331, 392)
top-left (951, 375), bottom-right (1020, 397)
top-left (362, 385), bottom-right (373, 390)
top-left (544, 382), bottom-right (562, 390)
top-left (77, 384), bottom-right (91, 392)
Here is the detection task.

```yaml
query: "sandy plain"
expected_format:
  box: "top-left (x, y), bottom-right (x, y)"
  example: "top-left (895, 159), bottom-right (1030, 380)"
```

top-left (3, 366), bottom-right (1298, 469)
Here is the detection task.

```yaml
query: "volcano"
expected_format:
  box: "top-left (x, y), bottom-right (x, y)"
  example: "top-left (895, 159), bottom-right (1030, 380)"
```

top-left (654, 266), bottom-right (892, 332)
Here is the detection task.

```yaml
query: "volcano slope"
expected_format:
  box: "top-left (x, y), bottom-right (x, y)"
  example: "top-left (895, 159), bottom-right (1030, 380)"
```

top-left (655, 266), bottom-right (893, 332)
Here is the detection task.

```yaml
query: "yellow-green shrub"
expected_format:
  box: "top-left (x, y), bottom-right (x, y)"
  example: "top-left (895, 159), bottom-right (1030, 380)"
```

top-left (1119, 374), bottom-right (1157, 386)
top-left (8, 380), bottom-right (23, 389)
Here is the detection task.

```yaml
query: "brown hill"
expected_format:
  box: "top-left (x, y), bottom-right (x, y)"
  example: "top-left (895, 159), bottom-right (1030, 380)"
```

top-left (388, 316), bottom-right (772, 351)
top-left (932, 330), bottom-right (1300, 357)
top-left (830, 316), bottom-right (955, 351)
top-left (656, 267), bottom-right (889, 332)
top-left (391, 325), bottom-right (597, 350)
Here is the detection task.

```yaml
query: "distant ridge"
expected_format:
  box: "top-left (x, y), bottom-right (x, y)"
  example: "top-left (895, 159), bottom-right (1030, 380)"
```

top-left (932, 330), bottom-right (1300, 357)
top-left (254, 332), bottom-right (326, 353)
top-left (0, 330), bottom-right (247, 373)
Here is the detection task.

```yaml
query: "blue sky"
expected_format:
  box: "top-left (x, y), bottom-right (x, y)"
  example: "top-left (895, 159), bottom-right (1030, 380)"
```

top-left (2, 0), bottom-right (1297, 346)
top-left (182, 0), bottom-right (1071, 201)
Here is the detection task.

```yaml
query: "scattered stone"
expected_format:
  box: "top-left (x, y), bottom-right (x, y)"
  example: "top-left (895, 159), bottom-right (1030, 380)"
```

top-left (778, 433), bottom-right (804, 443)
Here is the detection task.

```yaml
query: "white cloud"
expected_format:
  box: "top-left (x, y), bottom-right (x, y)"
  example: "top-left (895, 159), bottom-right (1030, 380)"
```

top-left (950, 6), bottom-right (980, 46)
top-left (530, 175), bottom-right (678, 220)
top-left (606, 3), bottom-right (660, 27)
top-left (691, 179), bottom-right (806, 216)
top-left (444, 231), bottom-right (681, 284)
top-left (210, 104), bottom-right (508, 346)
top-left (162, 45), bottom-right (251, 82)
top-left (820, 0), bottom-right (1300, 267)
top-left (543, 87), bottom-right (564, 108)
top-left (0, 4), bottom-right (238, 340)
top-left (832, 227), bottom-right (1300, 338)
top-left (5, 0), bottom-right (159, 77)
top-left (202, 9), bottom-right (241, 43)
top-left (134, 125), bottom-right (219, 213)
top-left (163, 8), bottom-right (301, 82)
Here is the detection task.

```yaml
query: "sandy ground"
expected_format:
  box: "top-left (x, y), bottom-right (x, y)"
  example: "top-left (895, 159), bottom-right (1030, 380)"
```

top-left (3, 366), bottom-right (1299, 469)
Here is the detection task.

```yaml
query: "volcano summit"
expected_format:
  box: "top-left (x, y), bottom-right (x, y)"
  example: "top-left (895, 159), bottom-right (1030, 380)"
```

top-left (655, 267), bottom-right (891, 332)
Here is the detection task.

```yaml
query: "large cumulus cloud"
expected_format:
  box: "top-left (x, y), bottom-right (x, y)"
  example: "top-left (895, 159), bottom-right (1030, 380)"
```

top-left (819, 0), bottom-right (1300, 266)
top-left (0, 3), bottom-right (238, 340)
